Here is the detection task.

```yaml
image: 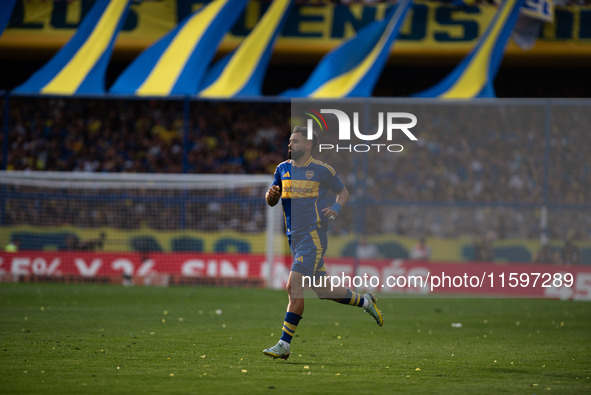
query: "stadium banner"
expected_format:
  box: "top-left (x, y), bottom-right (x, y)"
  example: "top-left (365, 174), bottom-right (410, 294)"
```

top-left (413, 0), bottom-right (525, 98)
top-left (2, 0), bottom-right (590, 60)
top-left (0, 0), bottom-right (17, 38)
top-left (110, 0), bottom-right (247, 95)
top-left (500, 0), bottom-right (554, 22)
top-left (282, 0), bottom-right (413, 98)
top-left (13, 0), bottom-right (131, 95)
top-left (1, 226), bottom-right (590, 263)
top-left (0, 251), bottom-right (589, 300)
top-left (198, 0), bottom-right (293, 98)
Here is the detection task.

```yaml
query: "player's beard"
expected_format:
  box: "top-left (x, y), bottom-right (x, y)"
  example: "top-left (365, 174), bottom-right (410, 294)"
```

top-left (289, 149), bottom-right (304, 161)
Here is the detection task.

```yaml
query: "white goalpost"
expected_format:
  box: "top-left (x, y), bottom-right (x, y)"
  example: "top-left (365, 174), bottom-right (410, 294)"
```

top-left (0, 171), bottom-right (286, 287)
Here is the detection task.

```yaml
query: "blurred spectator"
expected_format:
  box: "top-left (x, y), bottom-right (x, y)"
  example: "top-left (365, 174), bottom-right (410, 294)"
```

top-left (473, 236), bottom-right (494, 262)
top-left (356, 236), bottom-right (380, 259)
top-left (533, 243), bottom-right (554, 264)
top-left (4, 238), bottom-right (20, 252)
top-left (60, 233), bottom-right (106, 251)
top-left (561, 239), bottom-right (581, 265)
top-left (4, 97), bottom-right (590, 241)
top-left (6, 98), bottom-right (289, 175)
top-left (410, 237), bottom-right (431, 260)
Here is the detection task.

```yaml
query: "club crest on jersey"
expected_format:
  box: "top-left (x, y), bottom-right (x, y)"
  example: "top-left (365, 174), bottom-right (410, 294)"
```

top-left (306, 171), bottom-right (314, 180)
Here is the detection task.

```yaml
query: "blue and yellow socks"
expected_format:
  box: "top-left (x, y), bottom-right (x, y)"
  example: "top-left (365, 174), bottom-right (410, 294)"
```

top-left (337, 289), bottom-right (368, 308)
top-left (279, 312), bottom-right (302, 350)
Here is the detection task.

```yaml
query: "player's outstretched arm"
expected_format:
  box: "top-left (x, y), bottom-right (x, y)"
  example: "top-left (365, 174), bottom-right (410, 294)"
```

top-left (321, 187), bottom-right (350, 219)
top-left (266, 185), bottom-right (281, 207)
top-left (335, 187), bottom-right (350, 208)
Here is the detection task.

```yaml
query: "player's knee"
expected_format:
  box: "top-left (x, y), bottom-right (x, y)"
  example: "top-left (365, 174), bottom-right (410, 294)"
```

top-left (286, 280), bottom-right (298, 297)
top-left (287, 279), bottom-right (305, 300)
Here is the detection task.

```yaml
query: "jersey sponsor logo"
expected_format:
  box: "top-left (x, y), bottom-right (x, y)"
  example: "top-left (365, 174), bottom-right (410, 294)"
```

top-left (283, 171), bottom-right (290, 178)
top-left (283, 186), bottom-right (315, 194)
top-left (281, 180), bottom-right (320, 198)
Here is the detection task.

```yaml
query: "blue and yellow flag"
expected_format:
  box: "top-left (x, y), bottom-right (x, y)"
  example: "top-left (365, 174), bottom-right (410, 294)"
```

top-left (413, 0), bottom-right (525, 98)
top-left (110, 0), bottom-right (246, 96)
top-left (282, 0), bottom-right (412, 98)
top-left (14, 0), bottom-right (130, 95)
top-left (199, 0), bottom-right (293, 98)
top-left (0, 0), bottom-right (17, 39)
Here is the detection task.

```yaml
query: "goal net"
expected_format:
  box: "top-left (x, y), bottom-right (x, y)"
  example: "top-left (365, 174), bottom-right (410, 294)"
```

top-left (0, 171), bottom-right (287, 286)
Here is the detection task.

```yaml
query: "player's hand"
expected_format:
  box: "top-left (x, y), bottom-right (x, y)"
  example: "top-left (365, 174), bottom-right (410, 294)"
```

top-left (321, 207), bottom-right (338, 221)
top-left (266, 185), bottom-right (281, 206)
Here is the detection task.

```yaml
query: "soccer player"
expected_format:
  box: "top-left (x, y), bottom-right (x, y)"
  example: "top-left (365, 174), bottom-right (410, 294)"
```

top-left (263, 126), bottom-right (383, 360)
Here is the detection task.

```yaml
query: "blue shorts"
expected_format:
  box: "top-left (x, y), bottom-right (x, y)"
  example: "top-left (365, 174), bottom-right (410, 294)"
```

top-left (289, 229), bottom-right (327, 278)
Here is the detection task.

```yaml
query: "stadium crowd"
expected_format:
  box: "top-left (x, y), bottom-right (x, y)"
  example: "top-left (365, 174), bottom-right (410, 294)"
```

top-left (2, 97), bottom-right (590, 242)
top-left (4, 98), bottom-right (289, 175)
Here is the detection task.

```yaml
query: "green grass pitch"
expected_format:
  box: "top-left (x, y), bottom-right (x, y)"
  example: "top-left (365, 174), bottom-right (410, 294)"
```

top-left (1, 283), bottom-right (590, 394)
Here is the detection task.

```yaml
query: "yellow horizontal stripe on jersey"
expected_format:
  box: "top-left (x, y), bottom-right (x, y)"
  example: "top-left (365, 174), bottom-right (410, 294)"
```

top-left (281, 180), bottom-right (320, 199)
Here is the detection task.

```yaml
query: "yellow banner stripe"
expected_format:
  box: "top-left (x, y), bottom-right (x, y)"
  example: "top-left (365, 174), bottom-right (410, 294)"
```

top-left (309, 4), bottom-right (403, 98)
top-left (440, 0), bottom-right (516, 98)
top-left (41, 0), bottom-right (128, 95)
top-left (199, 0), bottom-right (291, 97)
top-left (136, 0), bottom-right (228, 96)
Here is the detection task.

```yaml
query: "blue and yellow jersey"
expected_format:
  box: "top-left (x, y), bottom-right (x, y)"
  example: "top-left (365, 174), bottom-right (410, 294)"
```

top-left (271, 157), bottom-right (345, 237)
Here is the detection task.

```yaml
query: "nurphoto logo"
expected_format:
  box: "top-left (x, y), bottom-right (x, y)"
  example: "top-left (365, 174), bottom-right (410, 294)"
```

top-left (305, 108), bottom-right (418, 153)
